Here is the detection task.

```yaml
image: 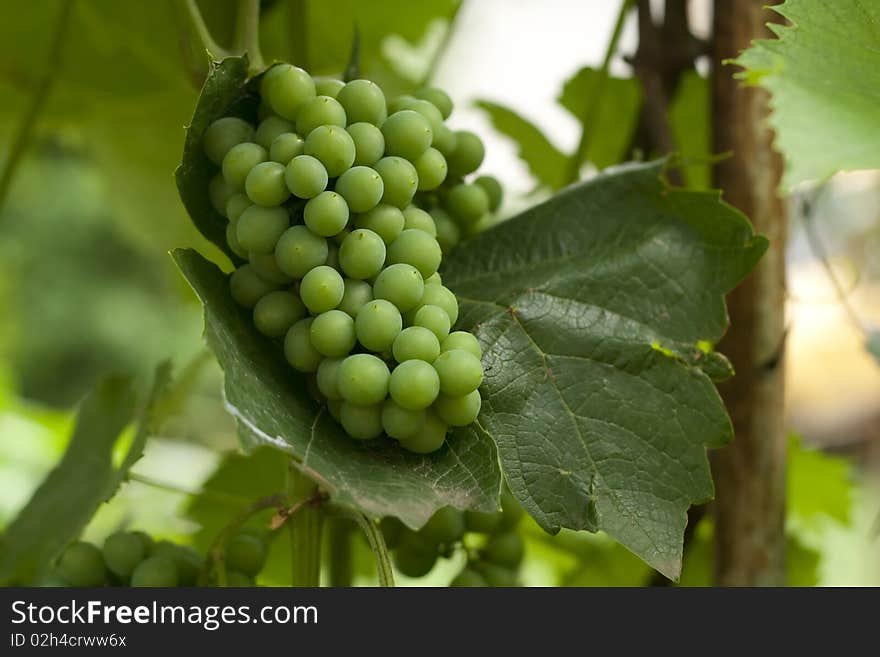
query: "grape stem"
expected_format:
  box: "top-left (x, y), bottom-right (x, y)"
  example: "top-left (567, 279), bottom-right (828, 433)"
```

top-left (183, 0), bottom-right (229, 61)
top-left (329, 505), bottom-right (395, 587)
top-left (287, 462), bottom-right (325, 586)
top-left (234, 0), bottom-right (265, 74)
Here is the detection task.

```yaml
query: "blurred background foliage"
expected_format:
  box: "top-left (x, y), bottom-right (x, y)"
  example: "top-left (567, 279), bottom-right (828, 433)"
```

top-left (0, 0), bottom-right (877, 586)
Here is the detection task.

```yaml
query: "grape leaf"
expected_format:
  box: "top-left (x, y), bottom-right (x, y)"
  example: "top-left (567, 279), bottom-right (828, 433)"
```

top-left (668, 71), bottom-right (711, 190)
top-left (733, 0), bottom-right (880, 189)
top-left (173, 249), bottom-right (501, 528)
top-left (788, 434), bottom-right (852, 528)
top-left (0, 364), bottom-right (170, 584)
top-left (442, 161), bottom-right (767, 579)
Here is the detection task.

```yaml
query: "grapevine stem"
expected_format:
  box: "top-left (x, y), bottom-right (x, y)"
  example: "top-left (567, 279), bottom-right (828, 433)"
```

top-left (326, 518), bottom-right (354, 587)
top-left (182, 0), bottom-right (229, 60)
top-left (235, 0), bottom-right (265, 74)
top-left (0, 0), bottom-right (74, 214)
top-left (330, 506), bottom-right (395, 587)
top-left (564, 0), bottom-right (634, 185)
top-left (287, 462), bottom-right (324, 586)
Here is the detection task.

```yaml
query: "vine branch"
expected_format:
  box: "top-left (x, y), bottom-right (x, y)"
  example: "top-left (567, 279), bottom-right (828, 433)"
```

top-left (235, 0), bottom-right (265, 73)
top-left (330, 506), bottom-right (395, 587)
top-left (183, 0), bottom-right (229, 61)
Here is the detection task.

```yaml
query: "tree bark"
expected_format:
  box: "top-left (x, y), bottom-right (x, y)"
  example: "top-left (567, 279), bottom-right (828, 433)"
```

top-left (711, 0), bottom-right (787, 586)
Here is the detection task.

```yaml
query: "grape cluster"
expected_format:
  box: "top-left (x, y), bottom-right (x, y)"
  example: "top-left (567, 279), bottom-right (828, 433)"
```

top-left (380, 490), bottom-right (524, 586)
top-left (204, 64), bottom-right (502, 452)
top-left (49, 529), bottom-right (268, 587)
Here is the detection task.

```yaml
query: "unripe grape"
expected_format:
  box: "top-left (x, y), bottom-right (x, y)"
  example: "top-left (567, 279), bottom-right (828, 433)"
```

top-left (424, 272), bottom-right (442, 286)
top-left (432, 124), bottom-right (458, 157)
top-left (296, 95), bottom-right (347, 135)
top-left (285, 155), bottom-right (328, 199)
top-left (255, 115), bottom-right (294, 150)
top-left (412, 147), bottom-right (447, 191)
top-left (338, 229), bottom-right (386, 280)
top-left (310, 309), bottom-right (356, 357)
top-left (334, 166), bottom-right (383, 213)
top-left (304, 191), bottom-right (350, 236)
top-left (337, 79), bottom-right (387, 125)
top-left (432, 349), bottom-right (483, 396)
top-left (225, 193), bottom-right (251, 222)
top-left (275, 225), bottom-right (329, 278)
top-left (317, 357), bottom-right (344, 400)
top-left (130, 556), bottom-right (178, 587)
top-left (269, 132), bottom-right (304, 165)
top-left (413, 304), bottom-right (451, 341)
top-left (236, 205), bottom-right (288, 254)
top-left (421, 507), bottom-right (465, 544)
top-left (304, 125), bottom-right (356, 177)
top-left (249, 252), bottom-right (294, 285)
top-left (354, 204), bottom-right (404, 244)
top-left (416, 284), bottom-right (459, 325)
top-left (230, 265), bottom-right (278, 308)
top-left (402, 206), bottom-right (437, 236)
top-left (392, 326), bottom-right (440, 363)
top-left (399, 410), bottom-right (447, 454)
top-left (347, 122), bottom-right (385, 166)
top-left (337, 354), bottom-right (390, 405)
top-left (132, 531), bottom-right (154, 553)
top-left (263, 64), bottom-right (316, 120)
top-left (338, 278), bottom-right (373, 317)
top-left (373, 263), bottom-right (424, 312)
top-left (225, 532), bottom-right (267, 576)
top-left (475, 562), bottom-right (517, 587)
top-left (498, 489), bottom-right (524, 531)
top-left (355, 299), bottom-right (402, 351)
top-left (300, 265), bottom-right (344, 314)
top-left (227, 220), bottom-right (247, 258)
top-left (339, 402), bottom-right (384, 440)
top-left (450, 568), bottom-right (488, 587)
top-left (386, 229), bottom-right (442, 279)
top-left (379, 516), bottom-right (408, 549)
top-left (204, 116), bottom-right (256, 165)
top-left (381, 399), bottom-right (425, 440)
top-left (57, 542), bottom-right (106, 586)
top-left (327, 398), bottom-right (343, 421)
top-left (388, 94), bottom-right (418, 114)
top-left (433, 390), bottom-right (481, 426)
top-left (464, 510), bottom-right (501, 534)
top-left (484, 531), bottom-right (524, 568)
top-left (225, 571), bottom-right (255, 587)
top-left (246, 161), bottom-right (290, 206)
top-left (382, 110), bottom-right (433, 161)
top-left (446, 131), bottom-right (485, 177)
top-left (284, 318), bottom-right (322, 372)
top-left (314, 77), bottom-right (345, 98)
top-left (414, 87), bottom-right (453, 119)
top-left (374, 156), bottom-right (418, 209)
top-left (209, 174), bottom-right (238, 214)
top-left (222, 142), bottom-right (268, 188)
top-left (432, 208), bottom-right (461, 254)
top-left (394, 538), bottom-right (437, 578)
top-left (474, 175), bottom-right (503, 212)
top-left (446, 183), bottom-right (489, 226)
top-left (389, 359), bottom-right (440, 410)
top-left (253, 290), bottom-right (306, 337)
top-left (442, 331), bottom-right (482, 359)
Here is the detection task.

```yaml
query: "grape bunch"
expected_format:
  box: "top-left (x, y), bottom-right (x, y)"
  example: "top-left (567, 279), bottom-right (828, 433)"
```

top-left (203, 64), bottom-right (502, 452)
top-left (49, 528), bottom-right (269, 588)
top-left (380, 490), bottom-right (524, 586)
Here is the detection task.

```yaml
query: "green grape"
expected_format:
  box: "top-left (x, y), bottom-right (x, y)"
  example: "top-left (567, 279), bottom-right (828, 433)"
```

top-left (332, 227), bottom-right (351, 246)
top-left (355, 299), bottom-right (402, 351)
top-left (387, 94), bottom-right (417, 114)
top-left (275, 225), bottom-right (329, 278)
top-left (225, 532), bottom-right (267, 576)
top-left (58, 542), bottom-right (106, 586)
top-left (464, 510), bottom-right (501, 534)
top-left (269, 132), bottom-right (304, 165)
top-left (414, 87), bottom-right (453, 119)
top-left (392, 326), bottom-right (440, 363)
top-left (433, 349), bottom-right (483, 396)
top-left (284, 318), bottom-right (323, 372)
top-left (432, 124), bottom-right (458, 157)
top-left (402, 206), bottom-right (437, 236)
top-left (335, 166), bottom-right (384, 213)
top-left (255, 115), bottom-right (294, 150)
top-left (225, 571), bottom-right (255, 587)
top-left (415, 284), bottom-right (459, 325)
top-left (394, 537), bottom-right (437, 577)
top-left (236, 205), bottom-right (288, 253)
top-left (413, 147), bottom-right (447, 190)
top-left (337, 354), bottom-right (390, 405)
top-left (381, 110), bottom-right (433, 161)
top-left (347, 122), bottom-right (385, 166)
top-left (225, 193), bottom-right (251, 222)
top-left (304, 191), bottom-right (350, 236)
top-left (450, 568), bottom-right (487, 587)
top-left (475, 562), bottom-right (517, 587)
top-left (296, 95), bottom-right (347, 135)
top-left (433, 390), bottom-right (481, 426)
top-left (337, 79), bottom-right (387, 125)
top-left (284, 154), bottom-right (328, 199)
top-left (316, 357), bottom-right (344, 400)
top-left (222, 142), bottom-right (268, 188)
top-left (263, 64), bottom-right (316, 120)
top-left (432, 208), bottom-right (461, 254)
top-left (102, 531), bottom-right (146, 579)
top-left (386, 229), bottom-right (442, 279)
top-left (253, 290), bottom-right (306, 337)
top-left (209, 174), bottom-right (238, 214)
top-left (413, 304), bottom-right (450, 342)
top-left (132, 531), bottom-right (154, 553)
top-left (338, 228), bottom-right (386, 280)
top-left (245, 161), bottom-right (291, 207)
top-left (399, 410), bottom-right (447, 454)
top-left (446, 131), bottom-right (485, 177)
top-left (304, 125), bottom-right (356, 177)
top-left (374, 156), bottom-right (418, 209)
top-left (130, 556), bottom-right (179, 587)
top-left (474, 175), bottom-right (503, 212)
top-left (173, 546), bottom-right (203, 586)
top-left (314, 77), bottom-right (345, 98)
top-left (204, 116), bottom-right (256, 165)
top-left (446, 183), bottom-right (489, 225)
top-left (327, 398), bottom-right (343, 422)
top-left (310, 309), bottom-right (357, 357)
top-left (381, 399), bottom-right (425, 440)
top-left (421, 507), bottom-right (465, 545)
top-left (353, 204), bottom-right (404, 244)
top-left (497, 489), bottom-right (524, 531)
top-left (440, 331), bottom-right (482, 360)
top-left (379, 517), bottom-right (407, 549)
top-left (424, 272), bottom-right (442, 286)
top-left (249, 252), bottom-right (294, 285)
top-left (483, 531), bottom-right (524, 568)
top-left (227, 220), bottom-right (247, 258)
top-left (373, 263), bottom-right (424, 312)
top-left (389, 359), bottom-right (440, 410)
top-left (338, 278), bottom-right (373, 317)
top-left (339, 402), bottom-right (384, 440)
top-left (299, 265), bottom-right (344, 313)
top-left (230, 265), bottom-right (278, 308)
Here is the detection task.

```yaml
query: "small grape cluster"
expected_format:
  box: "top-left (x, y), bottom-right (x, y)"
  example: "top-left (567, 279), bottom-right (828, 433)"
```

top-left (203, 64), bottom-right (502, 453)
top-left (49, 529), bottom-right (268, 587)
top-left (380, 490), bottom-right (524, 586)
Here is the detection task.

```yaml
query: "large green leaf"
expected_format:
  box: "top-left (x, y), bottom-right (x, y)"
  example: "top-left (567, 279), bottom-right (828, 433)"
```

top-left (0, 364), bottom-right (170, 584)
top-left (788, 434), bottom-right (853, 528)
top-left (442, 161), bottom-right (767, 579)
top-left (173, 250), bottom-right (501, 528)
top-left (668, 71), bottom-right (711, 190)
top-left (734, 0), bottom-right (880, 188)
